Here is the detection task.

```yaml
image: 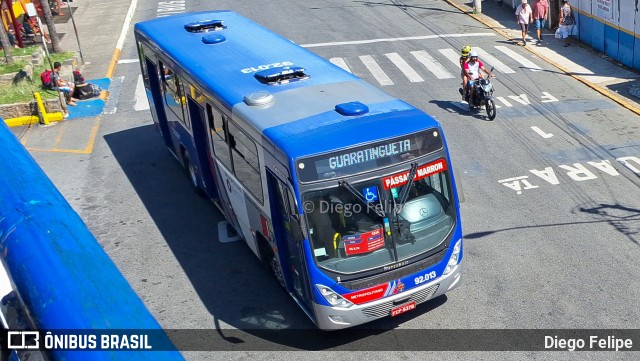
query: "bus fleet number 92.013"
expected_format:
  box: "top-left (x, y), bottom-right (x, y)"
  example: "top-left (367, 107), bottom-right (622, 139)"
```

top-left (415, 271), bottom-right (436, 285)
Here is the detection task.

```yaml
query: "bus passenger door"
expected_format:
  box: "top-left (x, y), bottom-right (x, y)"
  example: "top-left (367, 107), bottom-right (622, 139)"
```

top-left (186, 96), bottom-right (216, 198)
top-left (267, 171), bottom-right (313, 312)
top-left (204, 104), bottom-right (243, 237)
top-left (144, 58), bottom-right (172, 149)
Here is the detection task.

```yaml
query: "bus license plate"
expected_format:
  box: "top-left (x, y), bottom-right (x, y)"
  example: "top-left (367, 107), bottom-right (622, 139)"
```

top-left (390, 301), bottom-right (416, 317)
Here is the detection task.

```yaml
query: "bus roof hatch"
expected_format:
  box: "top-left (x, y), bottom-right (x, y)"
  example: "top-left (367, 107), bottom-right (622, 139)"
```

top-left (184, 19), bottom-right (225, 33)
top-left (254, 66), bottom-right (309, 85)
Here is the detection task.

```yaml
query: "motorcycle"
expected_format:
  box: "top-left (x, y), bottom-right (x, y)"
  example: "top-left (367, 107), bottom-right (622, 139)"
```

top-left (466, 67), bottom-right (496, 121)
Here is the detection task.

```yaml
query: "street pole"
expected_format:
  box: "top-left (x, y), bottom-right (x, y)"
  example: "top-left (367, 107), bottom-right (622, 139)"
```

top-left (474, 0), bottom-right (482, 14)
top-left (31, 8), bottom-right (67, 117)
top-left (62, 0), bottom-right (84, 64)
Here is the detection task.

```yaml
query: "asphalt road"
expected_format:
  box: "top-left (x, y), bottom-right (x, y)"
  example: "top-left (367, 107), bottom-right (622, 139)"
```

top-left (19, 0), bottom-right (640, 359)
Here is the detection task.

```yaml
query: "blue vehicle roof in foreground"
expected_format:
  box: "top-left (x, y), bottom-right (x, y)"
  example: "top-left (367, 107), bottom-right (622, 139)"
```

top-left (135, 11), bottom-right (442, 160)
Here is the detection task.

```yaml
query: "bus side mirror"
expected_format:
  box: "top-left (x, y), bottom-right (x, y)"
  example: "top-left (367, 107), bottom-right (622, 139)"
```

top-left (453, 167), bottom-right (465, 203)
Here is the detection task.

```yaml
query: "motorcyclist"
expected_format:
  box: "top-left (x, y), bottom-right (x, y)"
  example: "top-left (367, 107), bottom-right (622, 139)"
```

top-left (463, 50), bottom-right (494, 106)
top-left (458, 45), bottom-right (471, 100)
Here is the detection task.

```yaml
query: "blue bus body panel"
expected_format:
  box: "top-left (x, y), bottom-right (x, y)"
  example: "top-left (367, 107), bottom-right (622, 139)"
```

top-left (0, 121), bottom-right (182, 359)
top-left (135, 11), bottom-right (357, 109)
top-left (264, 101), bottom-right (440, 162)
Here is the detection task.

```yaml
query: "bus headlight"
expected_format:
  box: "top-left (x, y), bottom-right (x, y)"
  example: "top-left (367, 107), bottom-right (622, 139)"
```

top-left (443, 239), bottom-right (462, 275)
top-left (316, 285), bottom-right (354, 308)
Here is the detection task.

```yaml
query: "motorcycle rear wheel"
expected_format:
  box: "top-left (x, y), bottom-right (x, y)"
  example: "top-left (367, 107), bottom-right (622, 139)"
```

top-left (486, 99), bottom-right (496, 120)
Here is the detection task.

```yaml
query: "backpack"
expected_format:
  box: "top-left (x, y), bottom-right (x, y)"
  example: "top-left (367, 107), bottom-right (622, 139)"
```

top-left (40, 69), bottom-right (54, 90)
top-left (73, 83), bottom-right (102, 100)
top-left (91, 83), bottom-right (102, 97)
top-left (73, 70), bottom-right (85, 85)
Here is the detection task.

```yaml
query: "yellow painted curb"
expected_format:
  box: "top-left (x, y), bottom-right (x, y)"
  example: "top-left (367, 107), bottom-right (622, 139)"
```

top-left (3, 92), bottom-right (65, 128)
top-left (3, 116), bottom-right (40, 127)
top-left (106, 48), bottom-right (121, 80)
top-left (444, 0), bottom-right (640, 117)
top-left (99, 90), bottom-right (110, 101)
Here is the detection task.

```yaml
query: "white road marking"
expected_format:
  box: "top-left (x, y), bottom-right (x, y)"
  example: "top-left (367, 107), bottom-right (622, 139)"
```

top-left (116, 0), bottom-right (138, 50)
top-left (301, 33), bottom-right (496, 48)
top-left (496, 97), bottom-right (512, 107)
top-left (330, 57), bottom-right (352, 73)
top-left (134, 74), bottom-right (149, 111)
top-left (117, 58), bottom-right (140, 64)
top-left (411, 50), bottom-right (455, 79)
top-left (439, 48), bottom-right (461, 68)
top-left (385, 52), bottom-right (423, 82)
top-left (494, 45), bottom-right (543, 71)
top-left (359, 55), bottom-right (394, 86)
top-left (531, 126), bottom-right (554, 138)
top-left (474, 47), bottom-right (516, 74)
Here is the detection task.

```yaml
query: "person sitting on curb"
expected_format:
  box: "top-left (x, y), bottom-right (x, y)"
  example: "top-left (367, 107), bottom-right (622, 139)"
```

top-left (52, 62), bottom-right (77, 106)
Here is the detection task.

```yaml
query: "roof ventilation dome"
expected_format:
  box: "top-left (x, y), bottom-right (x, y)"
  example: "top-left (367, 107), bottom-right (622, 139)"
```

top-left (335, 102), bottom-right (369, 116)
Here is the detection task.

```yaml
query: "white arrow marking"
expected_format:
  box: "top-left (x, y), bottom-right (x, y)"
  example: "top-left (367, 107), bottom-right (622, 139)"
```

top-left (531, 126), bottom-right (553, 138)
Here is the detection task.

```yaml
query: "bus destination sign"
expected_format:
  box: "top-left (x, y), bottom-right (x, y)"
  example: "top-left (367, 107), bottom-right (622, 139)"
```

top-left (297, 129), bottom-right (443, 182)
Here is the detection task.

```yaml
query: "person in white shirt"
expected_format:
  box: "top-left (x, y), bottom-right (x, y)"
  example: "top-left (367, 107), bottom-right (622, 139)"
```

top-left (516, 0), bottom-right (534, 46)
top-left (463, 51), bottom-right (494, 106)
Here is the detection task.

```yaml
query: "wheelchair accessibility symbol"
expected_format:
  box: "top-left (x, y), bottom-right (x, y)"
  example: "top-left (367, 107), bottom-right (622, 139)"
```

top-left (362, 186), bottom-right (378, 202)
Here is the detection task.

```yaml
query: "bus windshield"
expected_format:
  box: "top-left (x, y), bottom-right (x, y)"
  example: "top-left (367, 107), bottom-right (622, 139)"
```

top-left (303, 159), bottom-right (455, 274)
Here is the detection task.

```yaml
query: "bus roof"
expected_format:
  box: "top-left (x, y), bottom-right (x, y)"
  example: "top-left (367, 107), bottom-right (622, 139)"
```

top-left (134, 11), bottom-right (442, 160)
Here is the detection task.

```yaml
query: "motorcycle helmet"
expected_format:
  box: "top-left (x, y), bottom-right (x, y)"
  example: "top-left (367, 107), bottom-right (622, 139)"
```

top-left (469, 50), bottom-right (479, 60)
top-left (461, 45), bottom-right (471, 58)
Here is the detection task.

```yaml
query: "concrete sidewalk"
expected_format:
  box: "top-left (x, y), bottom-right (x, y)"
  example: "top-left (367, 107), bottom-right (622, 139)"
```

top-left (445, 0), bottom-right (640, 116)
top-left (48, 0), bottom-right (135, 80)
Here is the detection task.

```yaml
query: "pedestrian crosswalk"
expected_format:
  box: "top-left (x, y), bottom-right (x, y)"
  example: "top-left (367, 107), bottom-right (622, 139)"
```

top-left (329, 45), bottom-right (544, 86)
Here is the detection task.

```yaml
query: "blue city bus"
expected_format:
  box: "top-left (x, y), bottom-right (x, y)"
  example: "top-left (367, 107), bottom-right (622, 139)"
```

top-left (134, 11), bottom-right (463, 330)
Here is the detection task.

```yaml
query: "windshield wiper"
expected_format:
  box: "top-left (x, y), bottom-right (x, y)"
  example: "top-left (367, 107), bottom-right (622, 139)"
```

top-left (393, 162), bottom-right (418, 244)
top-left (338, 180), bottom-right (386, 218)
top-left (395, 162), bottom-right (418, 214)
top-left (394, 217), bottom-right (415, 244)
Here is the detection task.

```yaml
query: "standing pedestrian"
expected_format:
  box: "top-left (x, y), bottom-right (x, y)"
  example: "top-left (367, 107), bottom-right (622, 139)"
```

top-left (558, 0), bottom-right (575, 47)
top-left (532, 0), bottom-right (549, 45)
top-left (516, 0), bottom-right (533, 46)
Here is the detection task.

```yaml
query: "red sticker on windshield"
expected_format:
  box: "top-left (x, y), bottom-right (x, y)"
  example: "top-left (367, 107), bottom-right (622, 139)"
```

top-left (343, 228), bottom-right (384, 256)
top-left (381, 159), bottom-right (447, 190)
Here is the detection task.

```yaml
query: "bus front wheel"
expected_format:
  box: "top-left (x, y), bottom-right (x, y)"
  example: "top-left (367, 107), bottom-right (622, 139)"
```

top-left (258, 234), bottom-right (286, 289)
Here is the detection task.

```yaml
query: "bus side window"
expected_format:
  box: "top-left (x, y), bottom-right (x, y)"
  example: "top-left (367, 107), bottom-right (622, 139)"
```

top-left (137, 41), bottom-right (148, 83)
top-left (160, 64), bottom-right (188, 129)
top-left (205, 104), bottom-right (233, 171)
top-left (227, 121), bottom-right (263, 203)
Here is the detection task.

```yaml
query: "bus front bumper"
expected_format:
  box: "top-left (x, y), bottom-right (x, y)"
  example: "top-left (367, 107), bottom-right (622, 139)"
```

top-left (312, 264), bottom-right (462, 330)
